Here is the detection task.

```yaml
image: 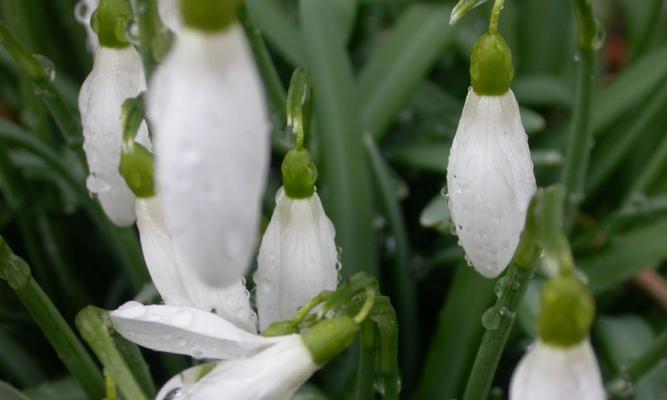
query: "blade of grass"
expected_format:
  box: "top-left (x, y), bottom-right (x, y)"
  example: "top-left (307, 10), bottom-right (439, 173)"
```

top-left (300, 0), bottom-right (377, 277)
top-left (355, 320), bottom-right (377, 400)
top-left (626, 131), bottom-right (667, 200)
top-left (364, 135), bottom-right (419, 386)
top-left (561, 0), bottom-right (598, 224)
top-left (76, 307), bottom-right (151, 400)
top-left (415, 267), bottom-right (495, 400)
top-left (0, 236), bottom-right (104, 400)
top-left (358, 4), bottom-right (454, 141)
top-left (246, 0), bottom-right (304, 65)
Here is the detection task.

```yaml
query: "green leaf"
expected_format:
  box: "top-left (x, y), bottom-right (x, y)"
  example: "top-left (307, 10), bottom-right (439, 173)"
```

top-left (579, 220), bottom-right (667, 294)
top-left (300, 0), bottom-right (377, 277)
top-left (0, 381), bottom-right (30, 400)
top-left (24, 378), bottom-right (87, 400)
top-left (513, 75), bottom-right (572, 109)
top-left (246, 0), bottom-right (303, 65)
top-left (358, 4), bottom-right (455, 140)
top-left (596, 316), bottom-right (667, 400)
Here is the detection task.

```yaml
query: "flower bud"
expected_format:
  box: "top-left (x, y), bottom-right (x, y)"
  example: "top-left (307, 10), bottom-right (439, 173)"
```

top-left (119, 143), bottom-right (155, 198)
top-left (282, 149), bottom-right (318, 199)
top-left (538, 275), bottom-right (595, 347)
top-left (302, 316), bottom-right (358, 365)
top-left (470, 33), bottom-right (514, 96)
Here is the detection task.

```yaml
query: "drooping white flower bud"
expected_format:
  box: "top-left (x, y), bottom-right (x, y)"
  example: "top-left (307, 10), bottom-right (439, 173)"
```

top-left (157, 0), bottom-right (181, 31)
top-left (255, 187), bottom-right (338, 331)
top-left (156, 334), bottom-right (317, 400)
top-left (446, 89), bottom-right (536, 278)
top-left (135, 197), bottom-right (256, 331)
top-left (79, 46), bottom-right (150, 226)
top-left (147, 25), bottom-right (270, 287)
top-left (510, 339), bottom-right (606, 400)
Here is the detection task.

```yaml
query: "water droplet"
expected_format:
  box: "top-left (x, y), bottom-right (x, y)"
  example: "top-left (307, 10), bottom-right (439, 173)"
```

top-left (86, 174), bottom-right (111, 193)
top-left (172, 310), bottom-right (192, 327)
top-left (74, 0), bottom-right (90, 24)
top-left (162, 388), bottom-right (184, 400)
top-left (607, 376), bottom-right (634, 398)
top-left (385, 237), bottom-right (397, 254)
top-left (591, 18), bottom-right (606, 50)
top-left (126, 18), bottom-right (140, 46)
top-left (499, 306), bottom-right (515, 319)
top-left (481, 307), bottom-right (500, 330)
top-left (373, 215), bottom-right (386, 229)
top-left (33, 54), bottom-right (56, 82)
top-left (573, 52), bottom-right (581, 62)
top-left (495, 277), bottom-right (506, 298)
top-left (191, 348), bottom-right (204, 359)
top-left (176, 337), bottom-right (186, 346)
top-left (440, 187), bottom-right (448, 198)
top-left (463, 255), bottom-right (473, 267)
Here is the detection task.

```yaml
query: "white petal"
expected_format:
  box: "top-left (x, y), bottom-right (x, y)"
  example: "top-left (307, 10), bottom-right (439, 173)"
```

top-left (110, 302), bottom-right (278, 359)
top-left (510, 340), bottom-right (607, 400)
top-left (155, 363), bottom-right (216, 400)
top-left (446, 89), bottom-right (536, 278)
top-left (255, 189), bottom-right (338, 331)
top-left (148, 26), bottom-right (270, 287)
top-left (182, 334), bottom-right (317, 400)
top-left (158, 0), bottom-right (181, 32)
top-left (135, 197), bottom-right (257, 332)
top-left (79, 47), bottom-right (149, 226)
top-left (74, 0), bottom-right (100, 51)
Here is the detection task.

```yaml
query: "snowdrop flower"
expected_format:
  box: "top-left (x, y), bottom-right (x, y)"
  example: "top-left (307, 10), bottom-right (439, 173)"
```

top-left (157, 317), bottom-right (358, 400)
top-left (446, 32), bottom-right (536, 278)
top-left (148, 0), bottom-right (270, 287)
top-left (255, 149), bottom-right (338, 331)
top-left (510, 275), bottom-right (605, 400)
top-left (135, 197), bottom-right (257, 331)
top-left (74, 0), bottom-right (100, 51)
top-left (79, 0), bottom-right (150, 226)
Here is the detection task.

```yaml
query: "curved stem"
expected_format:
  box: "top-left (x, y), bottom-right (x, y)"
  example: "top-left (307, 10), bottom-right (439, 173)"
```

top-left (561, 0), bottom-right (598, 226)
top-left (488, 0), bottom-right (505, 34)
top-left (292, 291), bottom-right (331, 325)
top-left (354, 287), bottom-right (377, 324)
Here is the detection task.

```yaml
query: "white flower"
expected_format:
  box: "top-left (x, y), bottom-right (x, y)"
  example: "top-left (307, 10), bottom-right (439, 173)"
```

top-left (79, 46), bottom-right (150, 226)
top-left (510, 339), bottom-right (606, 400)
top-left (135, 197), bottom-right (256, 331)
top-left (74, 0), bottom-right (100, 51)
top-left (157, 0), bottom-right (181, 32)
top-left (110, 301), bottom-right (280, 360)
top-left (155, 335), bottom-right (317, 400)
top-left (148, 25), bottom-right (270, 287)
top-left (255, 188), bottom-right (338, 331)
top-left (446, 89), bottom-right (536, 278)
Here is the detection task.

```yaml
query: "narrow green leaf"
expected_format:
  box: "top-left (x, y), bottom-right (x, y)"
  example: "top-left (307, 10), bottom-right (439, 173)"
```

top-left (0, 381), bottom-right (30, 400)
top-left (415, 267), bottom-right (495, 400)
top-left (513, 75), bottom-right (572, 109)
top-left (246, 0), bottom-right (304, 65)
top-left (300, 0), bottom-right (377, 277)
top-left (579, 220), bottom-right (667, 294)
top-left (23, 378), bottom-right (87, 400)
top-left (359, 4), bottom-right (454, 140)
top-left (0, 236), bottom-right (105, 400)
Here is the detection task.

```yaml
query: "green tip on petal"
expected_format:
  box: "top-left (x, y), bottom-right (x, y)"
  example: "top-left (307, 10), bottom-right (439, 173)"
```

top-left (282, 148), bottom-right (318, 199)
top-left (120, 144), bottom-right (155, 198)
top-left (181, 0), bottom-right (240, 32)
top-left (302, 316), bottom-right (359, 365)
top-left (538, 275), bottom-right (595, 347)
top-left (261, 321), bottom-right (299, 337)
top-left (470, 32), bottom-right (514, 96)
top-left (91, 0), bottom-right (132, 48)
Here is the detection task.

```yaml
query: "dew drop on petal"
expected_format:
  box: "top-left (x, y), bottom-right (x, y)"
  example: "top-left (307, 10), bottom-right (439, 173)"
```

top-left (162, 388), bottom-right (185, 400)
top-left (74, 1), bottom-right (89, 23)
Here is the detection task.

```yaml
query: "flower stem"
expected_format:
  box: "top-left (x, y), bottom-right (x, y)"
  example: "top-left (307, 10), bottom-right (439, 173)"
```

top-left (355, 320), bottom-right (377, 400)
top-left (354, 287), bottom-right (377, 324)
top-left (76, 306), bottom-right (151, 400)
top-left (0, 235), bottom-right (105, 400)
top-left (561, 0), bottom-right (598, 226)
top-left (625, 328), bottom-right (667, 383)
top-left (462, 191), bottom-right (542, 400)
top-left (293, 291), bottom-right (331, 325)
top-left (488, 0), bottom-right (505, 34)
top-left (129, 0), bottom-right (161, 78)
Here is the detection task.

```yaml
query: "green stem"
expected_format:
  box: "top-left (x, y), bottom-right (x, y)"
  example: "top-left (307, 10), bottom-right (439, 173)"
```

top-left (293, 291), bottom-right (331, 325)
top-left (488, 0), bottom-right (505, 34)
top-left (354, 287), bottom-right (377, 324)
top-left (355, 320), bottom-right (377, 400)
top-left (0, 236), bottom-right (105, 400)
top-left (462, 193), bottom-right (542, 400)
top-left (129, 0), bottom-right (161, 78)
top-left (561, 0), bottom-right (597, 226)
top-left (76, 307), bottom-right (150, 400)
top-left (625, 328), bottom-right (667, 383)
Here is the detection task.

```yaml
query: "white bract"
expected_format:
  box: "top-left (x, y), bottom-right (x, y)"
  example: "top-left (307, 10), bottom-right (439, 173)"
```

top-left (157, 0), bottom-right (181, 31)
top-left (446, 89), bottom-right (536, 278)
top-left (155, 335), bottom-right (317, 400)
top-left (510, 339), bottom-right (606, 400)
top-left (79, 46), bottom-right (150, 226)
top-left (148, 25), bottom-right (270, 287)
top-left (135, 197), bottom-right (256, 331)
top-left (255, 188), bottom-right (338, 331)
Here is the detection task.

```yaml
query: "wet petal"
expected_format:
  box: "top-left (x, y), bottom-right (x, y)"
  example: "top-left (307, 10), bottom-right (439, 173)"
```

top-left (110, 302), bottom-right (278, 359)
